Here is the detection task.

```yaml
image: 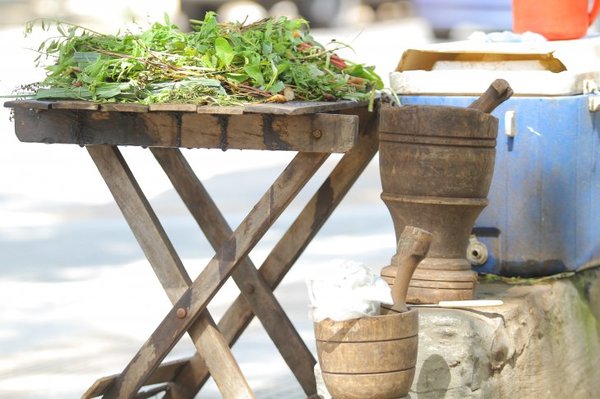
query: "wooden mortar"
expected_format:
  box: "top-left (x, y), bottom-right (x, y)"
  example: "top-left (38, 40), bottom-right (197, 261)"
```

top-left (379, 80), bottom-right (512, 303)
top-left (315, 227), bottom-right (431, 399)
top-left (315, 308), bottom-right (418, 399)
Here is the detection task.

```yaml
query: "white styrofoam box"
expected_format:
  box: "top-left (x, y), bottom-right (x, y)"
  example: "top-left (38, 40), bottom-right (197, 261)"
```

top-left (390, 35), bottom-right (600, 96)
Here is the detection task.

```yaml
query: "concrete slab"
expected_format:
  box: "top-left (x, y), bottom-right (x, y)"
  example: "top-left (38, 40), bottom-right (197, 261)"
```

top-left (412, 267), bottom-right (600, 398)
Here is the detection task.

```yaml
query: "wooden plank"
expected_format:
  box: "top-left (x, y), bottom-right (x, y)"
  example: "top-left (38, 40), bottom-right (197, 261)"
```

top-left (51, 100), bottom-right (100, 110)
top-left (5, 99), bottom-right (365, 114)
top-left (151, 147), bottom-right (317, 396)
top-left (86, 145), bottom-right (189, 295)
top-left (13, 108), bottom-right (81, 145)
top-left (87, 145), bottom-right (255, 399)
top-left (247, 107), bottom-right (378, 290)
top-left (242, 100), bottom-right (368, 115)
top-left (102, 151), bottom-right (329, 399)
top-left (82, 358), bottom-right (190, 399)
top-left (14, 108), bottom-right (180, 147)
top-left (100, 103), bottom-right (149, 113)
top-left (181, 113), bottom-right (358, 152)
top-left (196, 105), bottom-right (244, 115)
top-left (162, 107), bottom-right (379, 399)
top-left (13, 108), bottom-right (359, 152)
top-left (149, 103), bottom-right (198, 112)
top-left (3, 99), bottom-right (54, 109)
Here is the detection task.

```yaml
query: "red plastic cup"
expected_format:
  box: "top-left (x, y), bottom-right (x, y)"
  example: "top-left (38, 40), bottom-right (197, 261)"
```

top-left (513, 0), bottom-right (600, 40)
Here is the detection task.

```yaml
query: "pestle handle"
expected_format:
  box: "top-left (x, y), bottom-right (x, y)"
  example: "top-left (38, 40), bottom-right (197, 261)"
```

top-left (390, 226), bottom-right (433, 313)
top-left (468, 79), bottom-right (513, 114)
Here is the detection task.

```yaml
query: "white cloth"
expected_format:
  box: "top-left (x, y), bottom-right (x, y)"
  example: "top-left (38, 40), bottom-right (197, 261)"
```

top-left (306, 261), bottom-right (393, 322)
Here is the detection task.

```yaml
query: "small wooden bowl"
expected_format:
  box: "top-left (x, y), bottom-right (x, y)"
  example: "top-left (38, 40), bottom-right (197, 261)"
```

top-left (314, 308), bottom-right (418, 399)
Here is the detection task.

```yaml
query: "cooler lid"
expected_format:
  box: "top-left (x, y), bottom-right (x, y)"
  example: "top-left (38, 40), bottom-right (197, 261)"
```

top-left (391, 36), bottom-right (600, 96)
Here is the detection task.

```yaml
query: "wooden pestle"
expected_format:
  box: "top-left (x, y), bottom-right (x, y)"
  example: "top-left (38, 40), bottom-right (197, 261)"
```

top-left (390, 226), bottom-right (433, 313)
top-left (468, 79), bottom-right (514, 113)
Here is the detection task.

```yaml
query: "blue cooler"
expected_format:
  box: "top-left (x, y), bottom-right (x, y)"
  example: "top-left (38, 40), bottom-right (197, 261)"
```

top-left (391, 38), bottom-right (600, 277)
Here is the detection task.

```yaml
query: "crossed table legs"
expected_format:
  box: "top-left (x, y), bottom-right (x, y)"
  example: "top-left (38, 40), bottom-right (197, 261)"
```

top-left (82, 110), bottom-right (378, 399)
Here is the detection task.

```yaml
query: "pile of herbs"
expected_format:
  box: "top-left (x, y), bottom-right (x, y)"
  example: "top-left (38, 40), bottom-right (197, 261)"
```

top-left (22, 13), bottom-right (383, 107)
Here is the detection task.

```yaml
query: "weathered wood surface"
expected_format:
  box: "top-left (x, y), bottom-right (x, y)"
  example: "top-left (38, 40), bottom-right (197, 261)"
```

top-left (164, 107), bottom-right (379, 398)
top-left (99, 103), bottom-right (149, 113)
top-left (315, 316), bottom-right (419, 374)
top-left (4, 99), bottom-right (379, 398)
top-left (242, 100), bottom-right (369, 115)
top-left (196, 105), bottom-right (244, 115)
top-left (381, 274), bottom-right (475, 289)
top-left (152, 147), bottom-right (317, 396)
top-left (50, 100), bottom-right (99, 110)
top-left (4, 99), bottom-right (53, 109)
top-left (79, 109), bottom-right (378, 399)
top-left (315, 308), bottom-right (419, 399)
top-left (390, 226), bottom-right (433, 313)
top-left (11, 107), bottom-right (359, 152)
top-left (180, 113), bottom-right (357, 152)
top-left (101, 151), bottom-right (329, 398)
top-left (87, 145), bottom-right (255, 399)
top-left (4, 99), bottom-right (367, 115)
top-left (82, 358), bottom-right (189, 399)
top-left (468, 79), bottom-right (513, 114)
top-left (148, 103), bottom-right (198, 112)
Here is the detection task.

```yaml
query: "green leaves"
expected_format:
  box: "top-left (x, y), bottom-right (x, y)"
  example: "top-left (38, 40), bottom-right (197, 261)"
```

top-left (24, 13), bottom-right (384, 106)
top-left (215, 37), bottom-right (234, 67)
top-left (35, 82), bottom-right (133, 101)
top-left (243, 64), bottom-right (264, 85)
top-left (269, 80), bottom-right (285, 94)
top-left (345, 64), bottom-right (384, 90)
top-left (73, 52), bottom-right (100, 64)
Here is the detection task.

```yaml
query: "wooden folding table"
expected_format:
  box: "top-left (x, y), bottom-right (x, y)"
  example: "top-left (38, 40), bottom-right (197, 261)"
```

top-left (6, 99), bottom-right (379, 399)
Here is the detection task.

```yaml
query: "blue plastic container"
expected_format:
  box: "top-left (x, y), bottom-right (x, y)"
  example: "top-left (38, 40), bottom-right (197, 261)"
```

top-left (399, 94), bottom-right (600, 277)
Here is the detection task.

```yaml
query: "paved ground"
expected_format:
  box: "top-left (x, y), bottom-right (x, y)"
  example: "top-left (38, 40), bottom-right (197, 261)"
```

top-left (0, 5), bottom-right (432, 398)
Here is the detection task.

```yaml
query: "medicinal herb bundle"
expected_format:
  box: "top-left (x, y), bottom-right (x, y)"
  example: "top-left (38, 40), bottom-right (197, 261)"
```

top-left (23, 13), bottom-right (383, 106)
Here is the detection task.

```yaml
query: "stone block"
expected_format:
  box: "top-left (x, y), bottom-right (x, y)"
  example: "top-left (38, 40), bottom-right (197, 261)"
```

top-left (411, 268), bottom-right (600, 398)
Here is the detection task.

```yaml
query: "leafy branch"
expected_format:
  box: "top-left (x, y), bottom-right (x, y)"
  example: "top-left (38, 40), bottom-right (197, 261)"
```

top-left (19, 12), bottom-right (383, 106)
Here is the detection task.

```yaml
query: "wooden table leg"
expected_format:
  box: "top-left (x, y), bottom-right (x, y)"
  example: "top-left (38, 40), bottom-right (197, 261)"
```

top-left (81, 109), bottom-right (378, 399)
top-left (82, 358), bottom-right (189, 399)
top-left (86, 145), bottom-right (255, 399)
top-left (162, 109), bottom-right (379, 398)
top-left (101, 151), bottom-right (329, 399)
top-left (151, 147), bottom-right (318, 396)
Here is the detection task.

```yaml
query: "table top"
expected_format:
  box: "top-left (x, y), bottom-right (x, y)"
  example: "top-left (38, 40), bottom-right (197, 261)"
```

top-left (5, 99), bottom-right (368, 153)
